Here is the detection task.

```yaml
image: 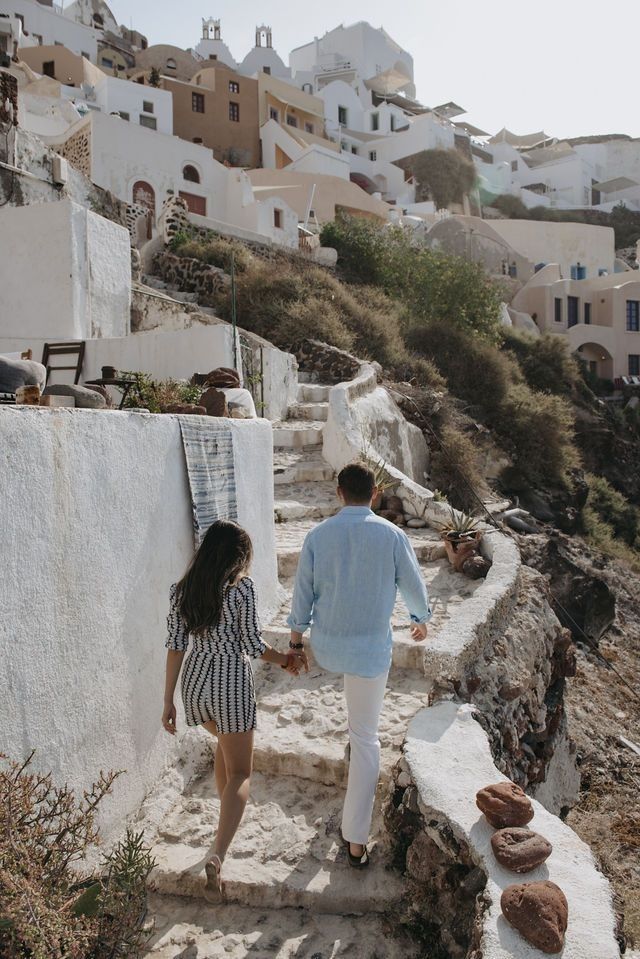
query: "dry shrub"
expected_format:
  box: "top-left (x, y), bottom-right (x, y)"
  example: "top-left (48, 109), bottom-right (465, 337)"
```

top-left (407, 321), bottom-right (517, 416)
top-left (496, 383), bottom-right (578, 486)
top-left (502, 330), bottom-right (580, 396)
top-left (170, 233), bottom-right (252, 274)
top-left (0, 754), bottom-right (154, 959)
top-left (429, 424), bottom-right (487, 513)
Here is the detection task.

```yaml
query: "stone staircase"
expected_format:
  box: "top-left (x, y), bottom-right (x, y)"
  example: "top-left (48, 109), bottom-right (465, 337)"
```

top-left (144, 377), bottom-right (484, 957)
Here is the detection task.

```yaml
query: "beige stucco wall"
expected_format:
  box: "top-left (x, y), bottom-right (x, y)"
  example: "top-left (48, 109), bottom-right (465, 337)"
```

top-left (491, 220), bottom-right (615, 279)
top-left (514, 270), bottom-right (640, 379)
top-left (247, 168), bottom-right (391, 223)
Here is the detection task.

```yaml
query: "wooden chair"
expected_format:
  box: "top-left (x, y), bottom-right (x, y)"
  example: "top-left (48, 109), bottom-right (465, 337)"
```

top-left (42, 341), bottom-right (86, 385)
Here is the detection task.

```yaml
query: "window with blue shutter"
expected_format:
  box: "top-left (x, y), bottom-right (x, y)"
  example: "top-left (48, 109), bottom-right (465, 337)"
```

top-left (626, 300), bottom-right (640, 331)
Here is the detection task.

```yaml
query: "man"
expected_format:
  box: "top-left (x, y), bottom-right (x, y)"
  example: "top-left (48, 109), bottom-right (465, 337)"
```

top-left (287, 462), bottom-right (431, 868)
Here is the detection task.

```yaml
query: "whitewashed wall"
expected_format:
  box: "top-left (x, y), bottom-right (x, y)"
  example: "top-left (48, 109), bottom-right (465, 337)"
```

top-left (12, 0), bottom-right (99, 58)
top-left (0, 409), bottom-right (278, 841)
top-left (0, 200), bottom-right (130, 344)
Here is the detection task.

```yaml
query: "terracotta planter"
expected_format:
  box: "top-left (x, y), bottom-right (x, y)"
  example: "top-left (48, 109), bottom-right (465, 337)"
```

top-left (441, 529), bottom-right (482, 572)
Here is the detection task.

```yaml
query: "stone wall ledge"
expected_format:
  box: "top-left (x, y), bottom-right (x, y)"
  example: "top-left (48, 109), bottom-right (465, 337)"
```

top-left (402, 701), bottom-right (620, 959)
top-left (323, 361), bottom-right (521, 688)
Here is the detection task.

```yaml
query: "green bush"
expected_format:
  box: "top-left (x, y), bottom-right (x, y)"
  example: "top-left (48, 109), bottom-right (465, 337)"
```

top-left (490, 195), bottom-right (531, 219)
top-left (407, 321), bottom-right (516, 415)
top-left (496, 382), bottom-right (578, 485)
top-left (322, 216), bottom-right (503, 343)
top-left (502, 330), bottom-right (579, 396)
top-left (585, 473), bottom-right (639, 547)
top-left (410, 148), bottom-right (477, 209)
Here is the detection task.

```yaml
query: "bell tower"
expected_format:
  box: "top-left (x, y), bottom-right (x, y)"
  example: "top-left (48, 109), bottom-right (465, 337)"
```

top-left (255, 24), bottom-right (273, 49)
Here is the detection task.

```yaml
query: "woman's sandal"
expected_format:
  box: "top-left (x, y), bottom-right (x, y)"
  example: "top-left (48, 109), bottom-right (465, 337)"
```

top-left (340, 830), bottom-right (370, 869)
top-left (204, 854), bottom-right (224, 902)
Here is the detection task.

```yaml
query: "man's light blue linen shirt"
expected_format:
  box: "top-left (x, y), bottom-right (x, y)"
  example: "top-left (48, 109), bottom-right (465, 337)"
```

top-left (287, 506), bottom-right (432, 677)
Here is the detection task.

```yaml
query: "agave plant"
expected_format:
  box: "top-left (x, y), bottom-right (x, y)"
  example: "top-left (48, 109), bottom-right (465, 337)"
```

top-left (438, 507), bottom-right (481, 541)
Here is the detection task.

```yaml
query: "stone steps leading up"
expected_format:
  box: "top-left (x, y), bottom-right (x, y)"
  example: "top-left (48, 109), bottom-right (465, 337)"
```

top-left (251, 663), bottom-right (431, 786)
top-left (148, 771), bottom-right (403, 916)
top-left (145, 893), bottom-right (418, 957)
top-left (272, 421), bottom-right (325, 449)
top-left (273, 447), bottom-right (334, 486)
top-left (286, 401), bottom-right (329, 422)
top-left (273, 480), bottom-right (339, 523)
top-left (297, 382), bottom-right (331, 403)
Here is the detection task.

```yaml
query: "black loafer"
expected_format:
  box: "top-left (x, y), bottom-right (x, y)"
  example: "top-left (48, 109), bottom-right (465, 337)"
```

top-left (340, 830), bottom-right (370, 869)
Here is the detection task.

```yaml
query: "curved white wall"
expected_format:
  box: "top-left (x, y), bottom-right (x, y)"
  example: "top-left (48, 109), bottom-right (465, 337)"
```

top-left (0, 409), bottom-right (278, 841)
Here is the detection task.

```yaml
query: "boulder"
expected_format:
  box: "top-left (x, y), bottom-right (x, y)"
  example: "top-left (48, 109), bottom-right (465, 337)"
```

top-left (43, 384), bottom-right (106, 409)
top-left (476, 782), bottom-right (534, 828)
top-left (377, 509), bottom-right (404, 526)
top-left (491, 827), bottom-right (552, 873)
top-left (164, 404), bottom-right (207, 416)
top-left (501, 880), bottom-right (568, 953)
top-left (0, 355), bottom-right (46, 394)
top-left (385, 494), bottom-right (404, 514)
top-left (199, 387), bottom-right (228, 417)
top-left (406, 517), bottom-right (428, 529)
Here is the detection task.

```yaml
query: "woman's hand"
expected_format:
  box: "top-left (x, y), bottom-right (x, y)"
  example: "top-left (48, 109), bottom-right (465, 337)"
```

top-left (283, 651), bottom-right (307, 676)
top-left (162, 701), bottom-right (177, 735)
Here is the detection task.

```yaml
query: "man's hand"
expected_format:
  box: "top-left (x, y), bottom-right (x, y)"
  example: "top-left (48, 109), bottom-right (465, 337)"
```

top-left (289, 630), bottom-right (310, 673)
top-left (410, 622), bottom-right (428, 642)
top-left (162, 701), bottom-right (177, 735)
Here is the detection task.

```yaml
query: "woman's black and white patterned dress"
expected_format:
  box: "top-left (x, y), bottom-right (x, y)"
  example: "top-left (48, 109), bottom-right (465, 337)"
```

top-left (165, 576), bottom-right (266, 734)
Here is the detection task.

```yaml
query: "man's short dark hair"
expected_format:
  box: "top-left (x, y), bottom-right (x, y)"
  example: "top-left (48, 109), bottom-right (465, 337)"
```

top-left (337, 462), bottom-right (376, 503)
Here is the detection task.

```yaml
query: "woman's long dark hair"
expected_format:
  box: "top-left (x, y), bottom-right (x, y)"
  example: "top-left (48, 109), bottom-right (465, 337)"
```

top-left (176, 520), bottom-right (253, 636)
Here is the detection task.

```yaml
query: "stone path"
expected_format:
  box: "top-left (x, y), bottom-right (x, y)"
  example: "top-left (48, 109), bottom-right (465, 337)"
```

top-left (143, 378), bottom-right (481, 957)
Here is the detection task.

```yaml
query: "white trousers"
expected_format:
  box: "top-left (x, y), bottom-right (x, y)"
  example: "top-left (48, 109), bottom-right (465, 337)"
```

top-left (341, 670), bottom-right (389, 845)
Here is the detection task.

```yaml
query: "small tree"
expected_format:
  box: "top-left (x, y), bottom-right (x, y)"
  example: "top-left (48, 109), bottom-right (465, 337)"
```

top-left (491, 194), bottom-right (531, 219)
top-left (148, 67), bottom-right (161, 88)
top-left (411, 148), bottom-right (477, 210)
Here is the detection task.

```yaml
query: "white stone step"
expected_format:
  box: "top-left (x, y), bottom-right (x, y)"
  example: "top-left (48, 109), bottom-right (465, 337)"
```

top-left (144, 893), bottom-right (418, 957)
top-left (287, 401), bottom-right (329, 422)
top-left (297, 382), bottom-right (332, 403)
top-left (251, 663), bottom-right (431, 785)
top-left (148, 771), bottom-right (404, 915)
top-left (273, 480), bottom-right (338, 523)
top-left (272, 421), bottom-right (325, 449)
top-left (273, 452), bottom-right (334, 485)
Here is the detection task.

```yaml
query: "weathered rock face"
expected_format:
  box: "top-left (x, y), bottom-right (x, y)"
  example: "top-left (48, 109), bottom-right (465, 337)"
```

top-left (520, 535), bottom-right (616, 645)
top-left (457, 566), bottom-right (579, 807)
top-left (491, 827), bottom-right (552, 873)
top-left (153, 252), bottom-right (231, 309)
top-left (385, 774), bottom-right (486, 959)
top-left (293, 338), bottom-right (363, 384)
top-left (501, 466), bottom-right (589, 534)
top-left (476, 782), bottom-right (534, 828)
top-left (574, 402), bottom-right (640, 506)
top-left (501, 880), bottom-right (568, 954)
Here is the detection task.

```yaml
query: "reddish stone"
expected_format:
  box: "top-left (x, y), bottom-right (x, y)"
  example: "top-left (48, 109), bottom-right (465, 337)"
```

top-left (164, 403), bottom-right (207, 415)
top-left (199, 387), bottom-right (228, 417)
top-left (476, 782), bottom-right (534, 828)
top-left (377, 509), bottom-right (404, 526)
top-left (501, 881), bottom-right (568, 954)
top-left (491, 828), bottom-right (552, 873)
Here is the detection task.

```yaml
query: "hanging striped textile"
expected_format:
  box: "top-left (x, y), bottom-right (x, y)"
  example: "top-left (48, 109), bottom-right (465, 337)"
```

top-left (177, 416), bottom-right (238, 546)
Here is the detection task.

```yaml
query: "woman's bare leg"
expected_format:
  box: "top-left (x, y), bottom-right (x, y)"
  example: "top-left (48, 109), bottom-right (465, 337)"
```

top-left (203, 721), bottom-right (229, 801)
top-left (213, 730), bottom-right (254, 863)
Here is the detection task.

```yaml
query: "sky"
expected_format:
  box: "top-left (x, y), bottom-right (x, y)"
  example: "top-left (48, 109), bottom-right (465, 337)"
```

top-left (106, 0), bottom-right (640, 140)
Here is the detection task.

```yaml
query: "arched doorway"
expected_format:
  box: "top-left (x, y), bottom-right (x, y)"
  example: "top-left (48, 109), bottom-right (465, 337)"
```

top-left (132, 180), bottom-right (156, 239)
top-left (575, 343), bottom-right (614, 381)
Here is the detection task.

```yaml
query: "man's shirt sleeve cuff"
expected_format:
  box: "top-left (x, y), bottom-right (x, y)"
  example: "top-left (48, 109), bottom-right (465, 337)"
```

top-left (286, 614), bottom-right (311, 632)
top-left (410, 609), bottom-right (432, 624)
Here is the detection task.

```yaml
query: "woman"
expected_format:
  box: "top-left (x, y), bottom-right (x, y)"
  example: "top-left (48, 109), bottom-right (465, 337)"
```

top-left (162, 520), bottom-right (304, 901)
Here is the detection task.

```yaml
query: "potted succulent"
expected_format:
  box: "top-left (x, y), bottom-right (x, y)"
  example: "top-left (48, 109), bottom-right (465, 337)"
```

top-left (438, 508), bottom-right (483, 571)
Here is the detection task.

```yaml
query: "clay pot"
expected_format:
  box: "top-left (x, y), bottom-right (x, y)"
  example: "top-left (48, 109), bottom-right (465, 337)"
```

top-left (441, 530), bottom-right (483, 573)
top-left (16, 385), bottom-right (41, 405)
top-left (101, 365), bottom-right (118, 379)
